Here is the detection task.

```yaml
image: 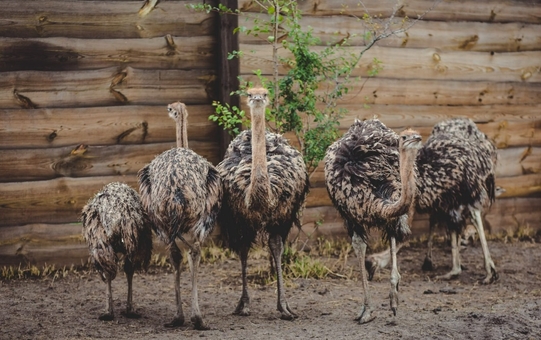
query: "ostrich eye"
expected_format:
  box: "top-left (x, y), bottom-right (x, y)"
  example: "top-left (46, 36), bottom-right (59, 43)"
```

top-left (247, 94), bottom-right (252, 98)
top-left (401, 135), bottom-right (407, 141)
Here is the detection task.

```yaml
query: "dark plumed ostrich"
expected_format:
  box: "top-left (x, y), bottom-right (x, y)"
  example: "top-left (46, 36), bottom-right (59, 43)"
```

top-left (81, 182), bottom-right (152, 321)
top-left (217, 87), bottom-right (309, 320)
top-left (417, 118), bottom-right (498, 284)
top-left (138, 102), bottom-right (223, 329)
top-left (324, 119), bottom-right (422, 324)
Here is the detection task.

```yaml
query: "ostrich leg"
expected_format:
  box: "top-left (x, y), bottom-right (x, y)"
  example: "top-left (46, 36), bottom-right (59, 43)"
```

top-left (352, 232), bottom-right (376, 324)
top-left (188, 241), bottom-right (209, 329)
top-left (389, 237), bottom-right (401, 316)
top-left (99, 276), bottom-right (115, 321)
top-left (123, 259), bottom-right (141, 318)
top-left (422, 218), bottom-right (436, 271)
top-left (471, 209), bottom-right (498, 284)
top-left (436, 230), bottom-right (462, 280)
top-left (233, 247), bottom-right (250, 316)
top-left (165, 241), bottom-right (185, 327)
top-left (269, 233), bottom-right (297, 320)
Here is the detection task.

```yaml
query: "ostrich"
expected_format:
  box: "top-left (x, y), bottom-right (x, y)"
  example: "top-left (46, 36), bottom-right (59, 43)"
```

top-left (324, 119), bottom-right (422, 324)
top-left (217, 87), bottom-right (309, 320)
top-left (81, 182), bottom-right (152, 321)
top-left (365, 118), bottom-right (499, 284)
top-left (418, 118), bottom-right (498, 284)
top-left (138, 102), bottom-right (223, 329)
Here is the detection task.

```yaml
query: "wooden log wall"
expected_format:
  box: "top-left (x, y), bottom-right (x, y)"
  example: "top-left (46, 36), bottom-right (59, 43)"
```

top-left (238, 0), bottom-right (541, 241)
top-left (0, 1), bottom-right (222, 266)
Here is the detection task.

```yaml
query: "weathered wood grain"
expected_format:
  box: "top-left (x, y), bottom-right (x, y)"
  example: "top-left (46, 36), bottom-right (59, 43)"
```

top-left (240, 17), bottom-right (541, 52)
top-left (0, 141), bottom-right (220, 182)
top-left (240, 44), bottom-right (541, 83)
top-left (0, 36), bottom-right (217, 72)
top-left (0, 1), bottom-right (216, 39)
top-left (0, 67), bottom-right (216, 109)
top-left (239, 0), bottom-right (541, 24)
top-left (0, 105), bottom-right (218, 149)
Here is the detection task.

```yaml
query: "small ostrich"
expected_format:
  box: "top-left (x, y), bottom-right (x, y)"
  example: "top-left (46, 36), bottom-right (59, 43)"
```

top-left (324, 119), bottom-right (422, 323)
top-left (81, 182), bottom-right (152, 321)
top-left (138, 102), bottom-right (223, 329)
top-left (217, 87), bottom-right (309, 320)
top-left (418, 118), bottom-right (498, 284)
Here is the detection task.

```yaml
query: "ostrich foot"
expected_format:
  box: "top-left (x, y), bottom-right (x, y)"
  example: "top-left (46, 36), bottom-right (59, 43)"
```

top-left (164, 315), bottom-right (185, 328)
top-left (435, 269), bottom-right (461, 281)
top-left (121, 310), bottom-right (142, 319)
top-left (354, 305), bottom-right (376, 324)
top-left (278, 303), bottom-right (298, 320)
top-left (421, 257), bottom-right (435, 271)
top-left (98, 312), bottom-right (114, 321)
top-left (365, 258), bottom-right (378, 281)
top-left (191, 316), bottom-right (210, 330)
top-left (233, 299), bottom-right (250, 316)
top-left (481, 267), bottom-right (498, 284)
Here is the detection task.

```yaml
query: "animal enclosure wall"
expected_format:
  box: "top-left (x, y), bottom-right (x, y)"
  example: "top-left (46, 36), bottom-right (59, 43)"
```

top-left (0, 0), bottom-right (540, 267)
top-left (237, 0), bottom-right (541, 241)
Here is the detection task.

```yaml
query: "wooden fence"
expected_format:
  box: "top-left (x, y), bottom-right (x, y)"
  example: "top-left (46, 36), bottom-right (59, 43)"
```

top-left (0, 0), bottom-right (540, 266)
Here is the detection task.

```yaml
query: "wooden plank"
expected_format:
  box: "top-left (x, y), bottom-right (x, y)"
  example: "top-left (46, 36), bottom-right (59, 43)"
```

top-left (239, 0), bottom-right (541, 24)
top-left (242, 75), bottom-right (541, 106)
top-left (240, 44), bottom-right (541, 83)
top-left (0, 1), bottom-right (216, 39)
top-left (0, 67), bottom-right (215, 109)
top-left (0, 36), bottom-right (217, 72)
top-left (0, 105), bottom-right (217, 149)
top-left (0, 141), bottom-right (220, 182)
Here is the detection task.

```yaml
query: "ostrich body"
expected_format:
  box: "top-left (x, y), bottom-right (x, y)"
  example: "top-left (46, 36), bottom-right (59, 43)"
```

top-left (138, 102), bottom-right (223, 329)
top-left (217, 87), bottom-right (309, 320)
top-left (324, 119), bottom-right (422, 323)
top-left (418, 118), bottom-right (498, 284)
top-left (81, 182), bottom-right (152, 321)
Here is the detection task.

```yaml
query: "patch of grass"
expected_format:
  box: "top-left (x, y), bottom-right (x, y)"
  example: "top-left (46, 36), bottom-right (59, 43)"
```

top-left (1, 263), bottom-right (80, 281)
top-left (488, 223), bottom-right (539, 243)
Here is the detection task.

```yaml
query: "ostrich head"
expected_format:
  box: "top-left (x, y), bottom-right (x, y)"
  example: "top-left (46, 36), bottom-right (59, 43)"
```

top-left (246, 87), bottom-right (270, 113)
top-left (398, 129), bottom-right (422, 150)
top-left (167, 102), bottom-right (188, 121)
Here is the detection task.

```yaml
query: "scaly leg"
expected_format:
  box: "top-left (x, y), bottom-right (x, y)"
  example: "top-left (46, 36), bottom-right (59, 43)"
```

top-left (471, 209), bottom-right (498, 284)
top-left (269, 234), bottom-right (297, 320)
top-left (233, 247), bottom-right (250, 316)
top-left (188, 241), bottom-right (209, 330)
top-left (165, 241), bottom-right (185, 327)
top-left (389, 237), bottom-right (401, 316)
top-left (422, 218), bottom-right (436, 271)
top-left (123, 259), bottom-right (141, 318)
top-left (99, 276), bottom-right (115, 321)
top-left (352, 232), bottom-right (375, 324)
top-left (436, 230), bottom-right (461, 280)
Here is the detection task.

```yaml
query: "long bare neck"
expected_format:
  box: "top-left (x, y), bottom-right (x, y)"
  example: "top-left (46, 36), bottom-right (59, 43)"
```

top-left (176, 114), bottom-right (188, 148)
top-left (380, 147), bottom-right (417, 218)
top-left (247, 105), bottom-right (272, 207)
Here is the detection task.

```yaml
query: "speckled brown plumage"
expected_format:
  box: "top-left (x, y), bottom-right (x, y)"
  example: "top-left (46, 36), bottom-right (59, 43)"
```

top-left (416, 117), bottom-right (498, 283)
top-left (137, 102), bottom-right (222, 329)
top-left (324, 118), bottom-right (422, 323)
top-left (218, 87), bottom-right (309, 320)
top-left (81, 182), bottom-right (152, 321)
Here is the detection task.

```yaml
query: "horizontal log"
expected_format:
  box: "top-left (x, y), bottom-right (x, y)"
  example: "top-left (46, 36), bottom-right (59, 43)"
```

top-left (0, 67), bottom-right (216, 109)
top-left (240, 0), bottom-right (541, 24)
top-left (0, 36), bottom-right (217, 72)
top-left (240, 44), bottom-right (541, 83)
top-left (0, 141), bottom-right (221, 183)
top-left (0, 105), bottom-right (218, 149)
top-left (0, 1), bottom-right (216, 39)
top-left (242, 75), bottom-right (541, 106)
top-left (240, 17), bottom-right (541, 52)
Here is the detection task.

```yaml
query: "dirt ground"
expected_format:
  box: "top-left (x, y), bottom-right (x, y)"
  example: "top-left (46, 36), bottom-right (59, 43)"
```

top-left (1, 240), bottom-right (541, 340)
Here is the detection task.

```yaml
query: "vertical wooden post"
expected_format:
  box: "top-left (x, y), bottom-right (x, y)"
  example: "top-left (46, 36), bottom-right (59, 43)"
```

top-left (218, 0), bottom-right (240, 158)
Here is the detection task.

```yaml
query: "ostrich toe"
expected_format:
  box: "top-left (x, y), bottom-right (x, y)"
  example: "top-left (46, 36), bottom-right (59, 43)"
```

top-left (98, 312), bottom-right (114, 321)
top-left (164, 315), bottom-right (185, 328)
top-left (354, 305), bottom-right (376, 324)
top-left (191, 316), bottom-right (210, 330)
top-left (122, 310), bottom-right (142, 319)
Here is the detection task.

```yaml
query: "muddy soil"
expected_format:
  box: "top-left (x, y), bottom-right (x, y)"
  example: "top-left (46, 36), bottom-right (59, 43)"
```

top-left (1, 241), bottom-right (541, 340)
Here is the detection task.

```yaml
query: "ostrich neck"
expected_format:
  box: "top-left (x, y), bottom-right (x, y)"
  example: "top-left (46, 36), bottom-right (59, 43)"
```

top-left (176, 116), bottom-right (188, 148)
top-left (248, 107), bottom-right (272, 206)
top-left (381, 147), bottom-right (417, 218)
